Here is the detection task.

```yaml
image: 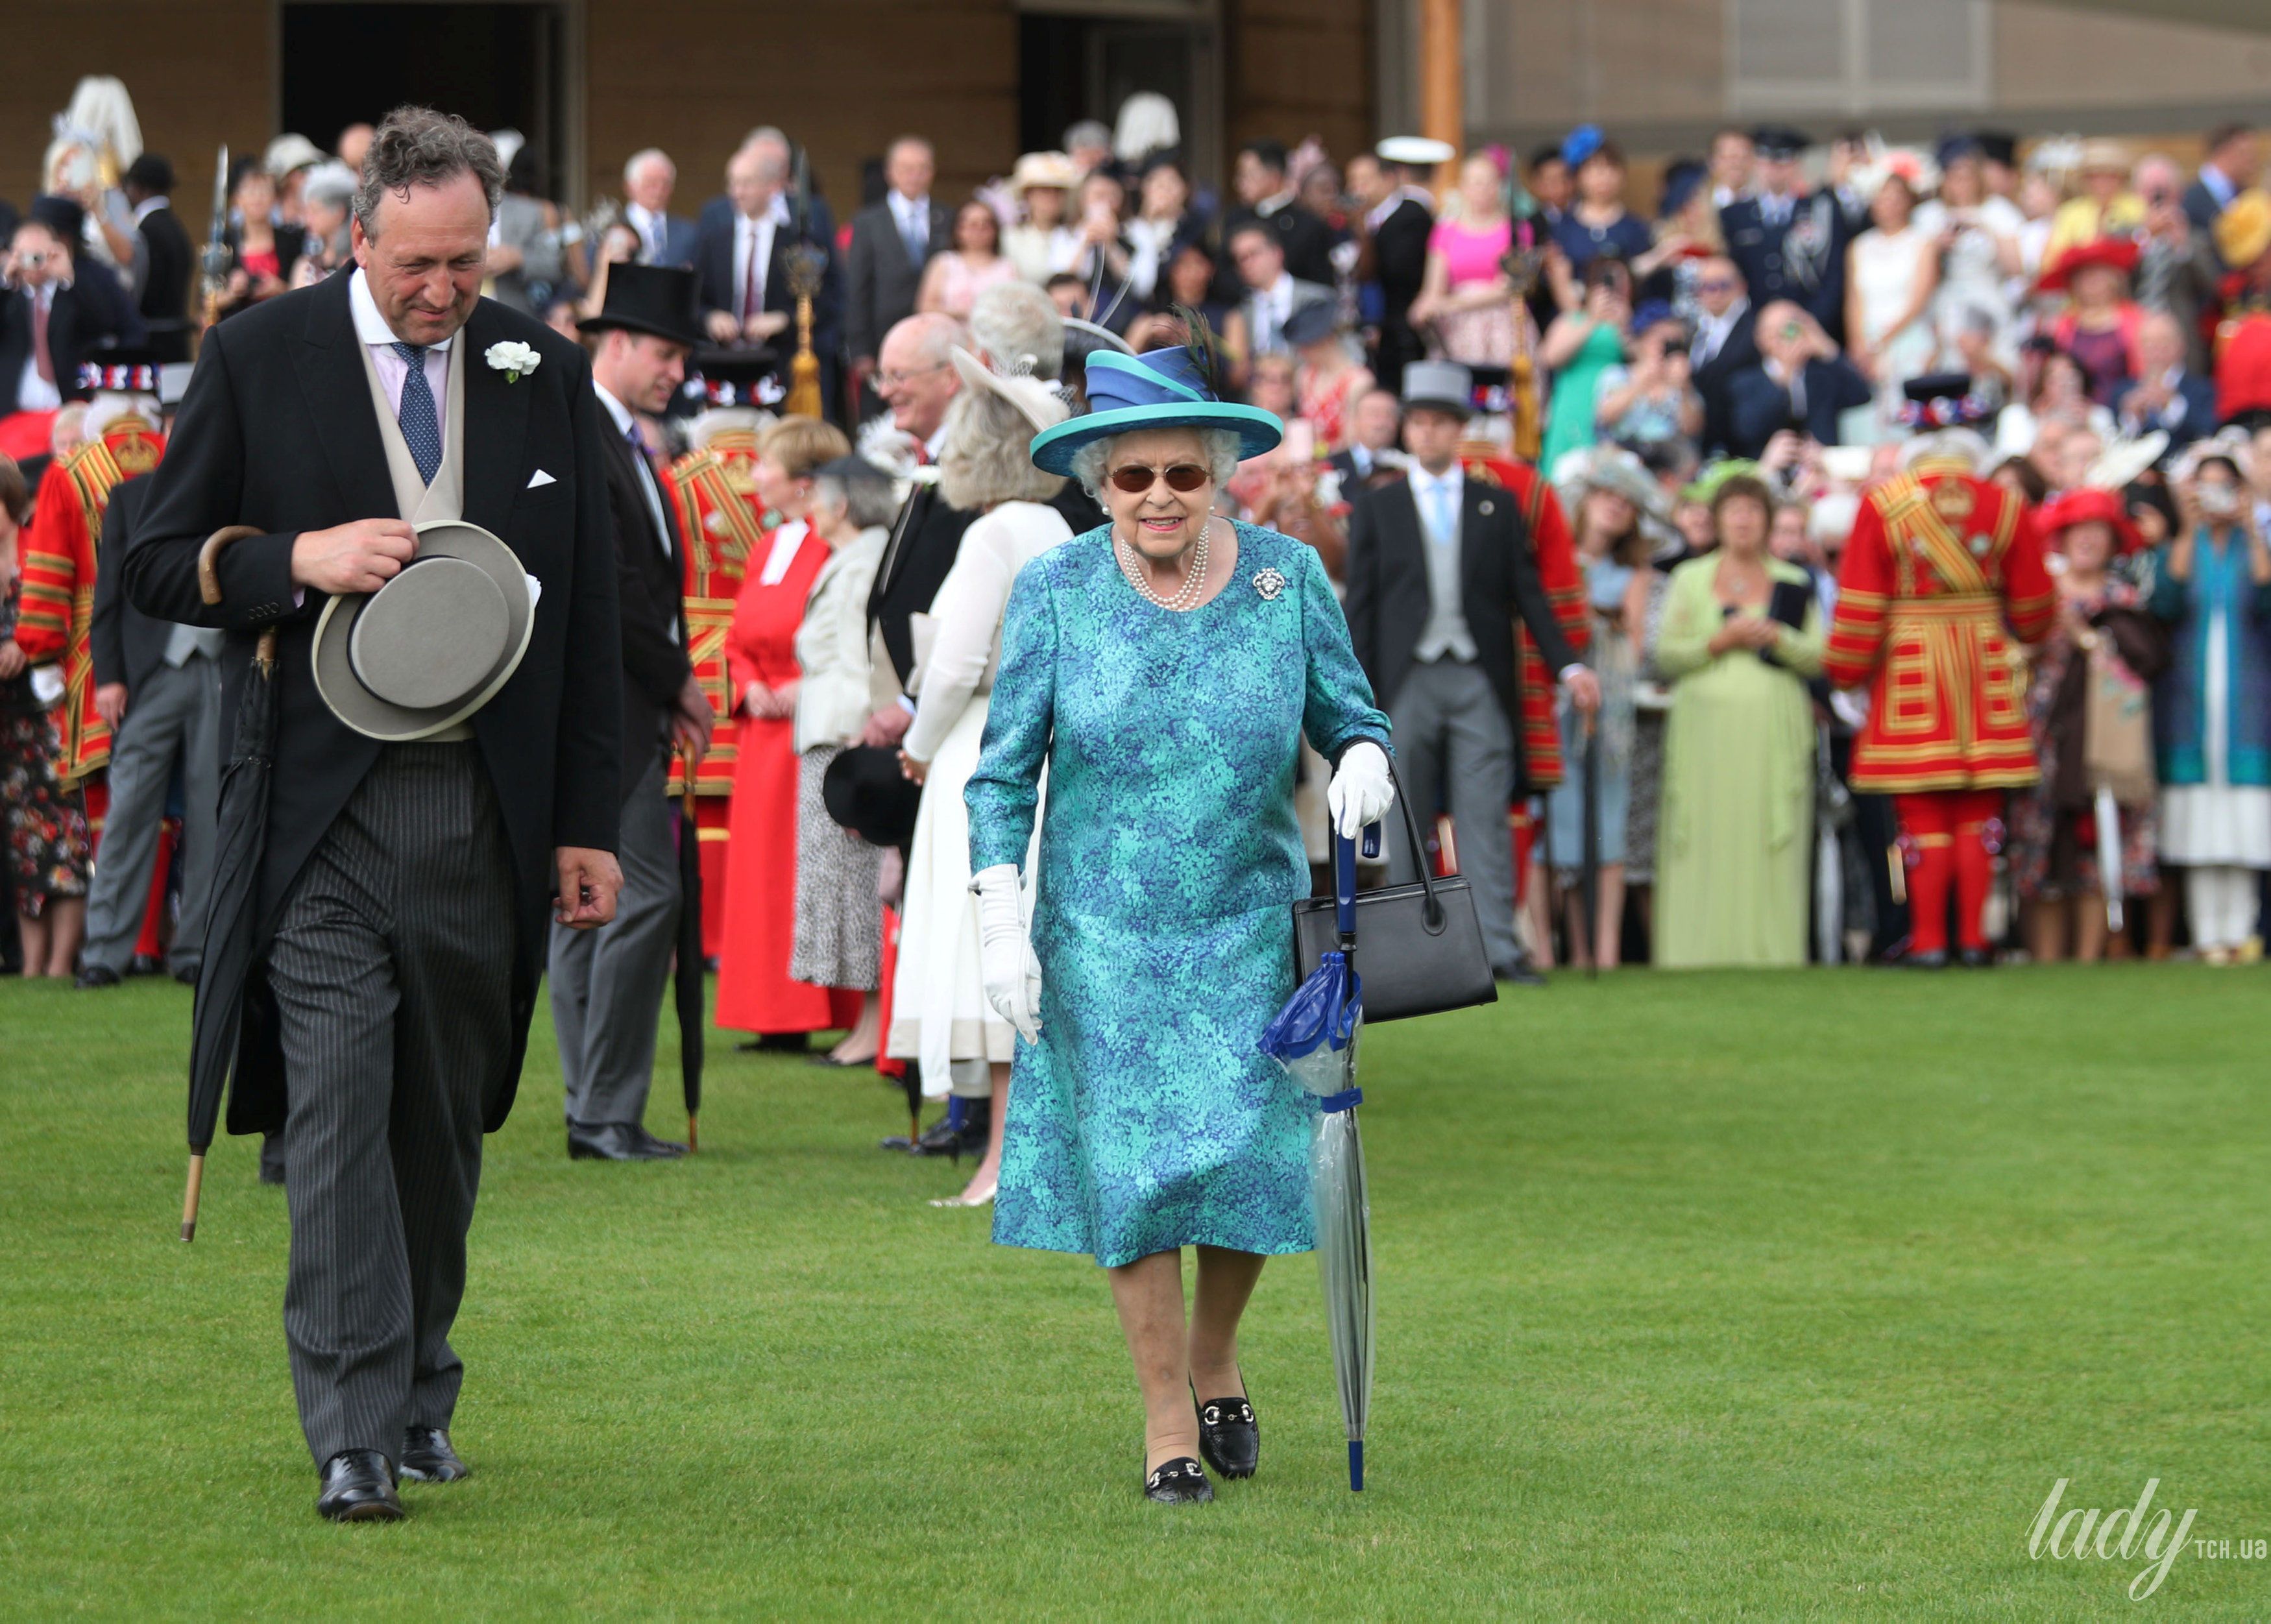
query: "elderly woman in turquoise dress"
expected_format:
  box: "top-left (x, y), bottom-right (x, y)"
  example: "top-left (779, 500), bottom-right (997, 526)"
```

top-left (964, 332), bottom-right (1395, 1504)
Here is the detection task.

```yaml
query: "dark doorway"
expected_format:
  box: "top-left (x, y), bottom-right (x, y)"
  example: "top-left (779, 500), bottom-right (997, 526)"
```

top-left (1019, 12), bottom-right (1219, 188)
top-left (279, 3), bottom-right (568, 199)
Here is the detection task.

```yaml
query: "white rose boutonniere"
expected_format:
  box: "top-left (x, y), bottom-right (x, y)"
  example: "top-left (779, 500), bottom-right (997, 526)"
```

top-left (485, 341), bottom-right (542, 383)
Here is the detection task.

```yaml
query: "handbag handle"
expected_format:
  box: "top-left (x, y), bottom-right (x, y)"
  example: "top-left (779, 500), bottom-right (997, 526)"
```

top-left (1334, 753), bottom-right (1448, 937)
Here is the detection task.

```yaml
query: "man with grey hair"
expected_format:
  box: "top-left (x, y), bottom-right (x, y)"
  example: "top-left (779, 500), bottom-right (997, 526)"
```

top-left (694, 136), bottom-right (844, 415)
top-left (846, 136), bottom-right (949, 402)
top-left (621, 147), bottom-right (696, 267)
top-left (125, 103), bottom-right (625, 1523)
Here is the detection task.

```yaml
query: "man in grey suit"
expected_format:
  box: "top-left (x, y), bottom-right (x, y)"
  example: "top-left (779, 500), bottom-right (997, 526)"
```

top-left (1343, 362), bottom-right (1600, 983)
top-left (123, 108), bottom-right (624, 1523)
top-left (845, 137), bottom-right (949, 402)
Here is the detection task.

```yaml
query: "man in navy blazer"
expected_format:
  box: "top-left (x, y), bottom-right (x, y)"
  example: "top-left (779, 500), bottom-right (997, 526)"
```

top-left (694, 141), bottom-right (842, 417)
top-left (2112, 310), bottom-right (2220, 448)
top-left (621, 149), bottom-right (698, 268)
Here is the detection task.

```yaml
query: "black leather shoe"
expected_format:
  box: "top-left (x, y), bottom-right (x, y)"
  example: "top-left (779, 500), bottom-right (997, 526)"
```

top-left (316, 1449), bottom-right (402, 1522)
top-left (399, 1426), bottom-right (469, 1483)
top-left (127, 952), bottom-right (164, 977)
top-left (568, 1122), bottom-right (687, 1161)
top-left (1906, 949), bottom-right (1949, 970)
top-left (1196, 1394), bottom-right (1258, 1479)
top-left (73, 963), bottom-right (121, 989)
top-left (171, 963), bottom-right (199, 986)
top-left (1143, 1456), bottom-right (1213, 1504)
top-left (1958, 946), bottom-right (1995, 969)
top-left (1494, 961), bottom-right (1548, 988)
top-left (258, 1133), bottom-right (287, 1187)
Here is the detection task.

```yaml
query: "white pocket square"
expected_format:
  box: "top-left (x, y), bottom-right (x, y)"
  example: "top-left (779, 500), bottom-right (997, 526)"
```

top-left (526, 468), bottom-right (556, 489)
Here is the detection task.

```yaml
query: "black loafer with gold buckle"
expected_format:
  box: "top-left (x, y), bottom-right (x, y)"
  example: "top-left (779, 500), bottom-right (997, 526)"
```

top-left (1143, 1455), bottom-right (1214, 1503)
top-left (1196, 1394), bottom-right (1258, 1479)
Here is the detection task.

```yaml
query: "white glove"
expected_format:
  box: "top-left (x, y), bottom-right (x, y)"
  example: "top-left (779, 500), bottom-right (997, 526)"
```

top-left (1326, 740), bottom-right (1395, 840)
top-left (973, 863), bottom-right (1043, 1045)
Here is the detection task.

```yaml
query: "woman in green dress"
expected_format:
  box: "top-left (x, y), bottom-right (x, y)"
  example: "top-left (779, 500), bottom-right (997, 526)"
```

top-left (1653, 474), bottom-right (1825, 966)
top-left (1537, 256), bottom-right (1635, 475)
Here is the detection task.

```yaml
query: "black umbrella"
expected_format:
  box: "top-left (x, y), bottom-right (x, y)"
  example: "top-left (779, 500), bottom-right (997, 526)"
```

top-left (1581, 716), bottom-right (1601, 981)
top-left (182, 526), bottom-right (272, 1242)
top-left (675, 751), bottom-right (705, 1152)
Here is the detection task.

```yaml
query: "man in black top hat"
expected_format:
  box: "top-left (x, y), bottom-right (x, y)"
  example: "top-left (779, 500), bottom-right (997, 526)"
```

top-left (123, 155), bottom-right (195, 362)
top-left (1719, 127), bottom-right (1851, 343)
top-left (554, 263), bottom-right (714, 1163)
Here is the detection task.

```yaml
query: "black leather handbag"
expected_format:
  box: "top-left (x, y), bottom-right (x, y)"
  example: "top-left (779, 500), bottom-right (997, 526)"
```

top-left (1291, 761), bottom-right (1500, 1022)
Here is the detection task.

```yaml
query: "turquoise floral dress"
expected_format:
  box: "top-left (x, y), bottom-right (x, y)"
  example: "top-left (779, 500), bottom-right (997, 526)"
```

top-left (967, 522), bottom-right (1391, 1267)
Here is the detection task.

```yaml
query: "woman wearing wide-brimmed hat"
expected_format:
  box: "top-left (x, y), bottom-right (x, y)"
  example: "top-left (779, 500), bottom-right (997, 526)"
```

top-left (964, 321), bottom-right (1394, 1503)
top-left (887, 345), bottom-right (1074, 1206)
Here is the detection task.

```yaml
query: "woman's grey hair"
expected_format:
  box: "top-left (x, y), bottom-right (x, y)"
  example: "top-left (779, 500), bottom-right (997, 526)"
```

top-left (810, 457), bottom-right (900, 531)
top-left (1069, 426), bottom-right (1243, 500)
top-left (940, 387), bottom-right (1067, 510)
top-left (967, 282), bottom-right (1064, 382)
top-left (354, 107), bottom-right (506, 239)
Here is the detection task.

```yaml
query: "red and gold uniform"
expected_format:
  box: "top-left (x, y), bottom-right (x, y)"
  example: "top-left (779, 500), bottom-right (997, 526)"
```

top-left (14, 410), bottom-right (166, 809)
top-left (664, 413), bottom-right (767, 958)
top-left (1460, 450), bottom-right (1590, 788)
top-left (1825, 448), bottom-right (2055, 956)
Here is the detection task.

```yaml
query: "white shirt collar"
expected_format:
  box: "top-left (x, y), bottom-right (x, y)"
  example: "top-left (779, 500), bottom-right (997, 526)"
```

top-left (742, 196), bottom-right (790, 230)
top-left (923, 422), bottom-right (949, 461)
top-left (132, 196), bottom-right (168, 225)
top-left (348, 267), bottom-right (454, 351)
top-left (891, 191), bottom-right (930, 219)
top-left (1414, 463), bottom-right (1463, 493)
top-left (593, 381), bottom-right (637, 436)
top-left (1257, 188), bottom-right (1297, 217)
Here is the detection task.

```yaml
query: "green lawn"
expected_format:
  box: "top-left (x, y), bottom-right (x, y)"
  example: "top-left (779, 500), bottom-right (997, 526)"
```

top-left (3, 965), bottom-right (2266, 1619)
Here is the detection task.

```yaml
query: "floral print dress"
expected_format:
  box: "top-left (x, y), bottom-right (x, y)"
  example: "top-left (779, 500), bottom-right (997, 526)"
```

top-left (966, 524), bottom-right (1390, 1267)
top-left (1, 587), bottom-right (91, 915)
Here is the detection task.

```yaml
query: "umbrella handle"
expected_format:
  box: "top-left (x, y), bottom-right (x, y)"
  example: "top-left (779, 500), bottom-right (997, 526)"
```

top-left (196, 526), bottom-right (264, 607)
top-left (180, 1152), bottom-right (206, 1242)
top-left (686, 1112), bottom-right (699, 1154)
top-left (1335, 833), bottom-right (1358, 946)
top-left (1349, 1438), bottom-right (1365, 1492)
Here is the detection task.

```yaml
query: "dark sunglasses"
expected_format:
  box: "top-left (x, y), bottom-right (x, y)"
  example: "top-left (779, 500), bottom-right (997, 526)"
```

top-left (1108, 463), bottom-right (1211, 494)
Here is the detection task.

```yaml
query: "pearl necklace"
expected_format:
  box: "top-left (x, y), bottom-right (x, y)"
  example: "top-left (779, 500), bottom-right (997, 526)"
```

top-left (1115, 520), bottom-right (1212, 612)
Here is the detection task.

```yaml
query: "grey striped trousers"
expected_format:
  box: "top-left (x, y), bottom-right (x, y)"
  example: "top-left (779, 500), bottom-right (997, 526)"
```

top-left (265, 744), bottom-right (515, 1468)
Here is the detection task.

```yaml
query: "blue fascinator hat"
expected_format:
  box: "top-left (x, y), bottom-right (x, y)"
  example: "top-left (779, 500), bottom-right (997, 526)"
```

top-left (1028, 322), bottom-right (1283, 477)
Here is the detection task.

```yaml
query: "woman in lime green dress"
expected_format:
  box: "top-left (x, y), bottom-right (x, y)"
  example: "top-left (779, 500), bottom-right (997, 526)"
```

top-left (1653, 476), bottom-right (1825, 967)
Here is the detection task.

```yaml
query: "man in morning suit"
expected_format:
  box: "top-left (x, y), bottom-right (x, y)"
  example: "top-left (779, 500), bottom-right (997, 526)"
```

top-left (121, 108), bottom-right (625, 1522)
top-left (553, 263), bottom-right (714, 1162)
top-left (845, 138), bottom-right (950, 398)
top-left (123, 154), bottom-right (196, 362)
top-left (1356, 138), bottom-right (1443, 393)
top-left (1343, 361), bottom-right (1600, 982)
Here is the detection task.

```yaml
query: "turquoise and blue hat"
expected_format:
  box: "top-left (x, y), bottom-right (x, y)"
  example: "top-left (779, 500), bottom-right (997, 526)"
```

top-left (1028, 345), bottom-right (1283, 477)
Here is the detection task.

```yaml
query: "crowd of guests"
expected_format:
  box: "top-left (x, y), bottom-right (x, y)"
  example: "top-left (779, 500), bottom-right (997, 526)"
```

top-left (12, 81), bottom-right (2271, 1143)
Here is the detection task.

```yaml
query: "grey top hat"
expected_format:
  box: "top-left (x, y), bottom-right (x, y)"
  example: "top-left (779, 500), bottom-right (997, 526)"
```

top-left (311, 520), bottom-right (535, 742)
top-left (1402, 359), bottom-right (1474, 418)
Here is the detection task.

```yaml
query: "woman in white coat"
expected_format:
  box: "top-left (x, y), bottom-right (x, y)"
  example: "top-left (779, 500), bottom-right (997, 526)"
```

top-left (788, 457), bottom-right (901, 1064)
top-left (890, 346), bottom-right (1073, 1204)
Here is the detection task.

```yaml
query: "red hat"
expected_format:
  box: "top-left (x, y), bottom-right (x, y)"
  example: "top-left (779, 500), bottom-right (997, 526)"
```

top-left (2036, 236), bottom-right (2141, 295)
top-left (2039, 486), bottom-right (2143, 555)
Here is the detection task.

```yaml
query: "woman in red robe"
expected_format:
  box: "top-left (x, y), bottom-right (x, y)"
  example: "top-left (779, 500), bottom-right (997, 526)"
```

top-left (715, 424), bottom-right (864, 1039)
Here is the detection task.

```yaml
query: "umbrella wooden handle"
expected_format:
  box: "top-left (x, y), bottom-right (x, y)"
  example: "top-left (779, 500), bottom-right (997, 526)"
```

top-left (181, 1152), bottom-right (206, 1242)
top-left (686, 1113), bottom-right (699, 1154)
top-left (196, 525), bottom-right (264, 608)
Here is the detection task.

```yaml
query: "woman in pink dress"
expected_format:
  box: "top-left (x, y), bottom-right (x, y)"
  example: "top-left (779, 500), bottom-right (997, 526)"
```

top-left (1407, 153), bottom-right (1520, 370)
top-left (715, 419), bottom-right (864, 1041)
top-left (917, 200), bottom-right (1021, 321)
